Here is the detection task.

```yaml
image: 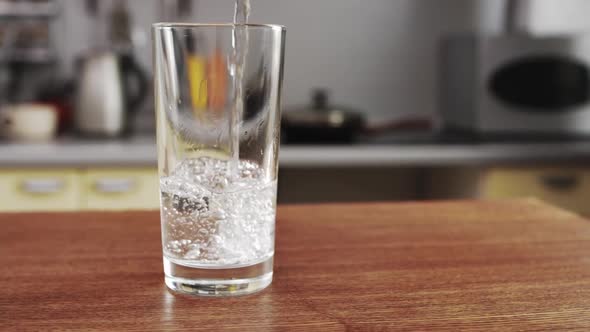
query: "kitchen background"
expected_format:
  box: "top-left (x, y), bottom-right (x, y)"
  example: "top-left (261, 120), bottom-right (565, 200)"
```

top-left (2, 0), bottom-right (590, 214)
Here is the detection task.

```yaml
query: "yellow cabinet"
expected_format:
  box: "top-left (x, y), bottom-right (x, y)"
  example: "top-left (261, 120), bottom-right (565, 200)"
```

top-left (82, 168), bottom-right (159, 211)
top-left (0, 169), bottom-right (81, 212)
top-left (483, 167), bottom-right (590, 215)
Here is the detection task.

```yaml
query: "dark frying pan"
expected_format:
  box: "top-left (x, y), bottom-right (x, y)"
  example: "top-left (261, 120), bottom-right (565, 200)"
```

top-left (282, 89), bottom-right (365, 144)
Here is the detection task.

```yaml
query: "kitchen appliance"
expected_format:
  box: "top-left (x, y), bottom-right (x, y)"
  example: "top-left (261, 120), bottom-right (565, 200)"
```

top-left (441, 33), bottom-right (590, 138)
top-left (74, 51), bottom-right (147, 137)
top-left (504, 0), bottom-right (590, 36)
top-left (283, 89), bottom-right (365, 144)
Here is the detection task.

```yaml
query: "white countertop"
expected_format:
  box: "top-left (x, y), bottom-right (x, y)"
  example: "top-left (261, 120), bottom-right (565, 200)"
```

top-left (1, 137), bottom-right (589, 168)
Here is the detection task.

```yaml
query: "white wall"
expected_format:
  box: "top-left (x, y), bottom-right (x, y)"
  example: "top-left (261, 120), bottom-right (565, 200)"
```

top-left (55, 0), bottom-right (507, 123)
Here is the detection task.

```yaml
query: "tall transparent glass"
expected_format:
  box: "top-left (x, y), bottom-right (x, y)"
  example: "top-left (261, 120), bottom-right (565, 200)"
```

top-left (153, 23), bottom-right (286, 296)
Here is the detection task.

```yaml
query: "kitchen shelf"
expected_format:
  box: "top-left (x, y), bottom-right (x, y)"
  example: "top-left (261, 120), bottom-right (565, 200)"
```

top-left (0, 47), bottom-right (56, 63)
top-left (1, 138), bottom-right (590, 168)
top-left (0, 1), bottom-right (59, 18)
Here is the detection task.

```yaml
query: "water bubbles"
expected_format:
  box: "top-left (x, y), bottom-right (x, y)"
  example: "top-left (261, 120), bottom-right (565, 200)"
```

top-left (210, 174), bottom-right (229, 191)
top-left (161, 178), bottom-right (210, 217)
top-left (160, 157), bottom-right (276, 266)
top-left (166, 240), bottom-right (183, 254)
top-left (172, 194), bottom-right (209, 214)
top-left (238, 160), bottom-right (262, 180)
top-left (185, 243), bottom-right (202, 259)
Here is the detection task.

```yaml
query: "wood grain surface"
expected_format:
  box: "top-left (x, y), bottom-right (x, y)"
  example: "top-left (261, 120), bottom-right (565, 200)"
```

top-left (2, 200), bottom-right (590, 331)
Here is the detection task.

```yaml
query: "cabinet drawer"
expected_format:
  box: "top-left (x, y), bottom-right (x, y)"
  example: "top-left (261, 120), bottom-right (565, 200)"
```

top-left (0, 169), bottom-right (81, 212)
top-left (82, 168), bottom-right (159, 211)
top-left (482, 167), bottom-right (590, 215)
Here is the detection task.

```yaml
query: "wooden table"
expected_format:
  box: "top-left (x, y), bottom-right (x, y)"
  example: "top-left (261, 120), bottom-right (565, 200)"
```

top-left (2, 200), bottom-right (590, 331)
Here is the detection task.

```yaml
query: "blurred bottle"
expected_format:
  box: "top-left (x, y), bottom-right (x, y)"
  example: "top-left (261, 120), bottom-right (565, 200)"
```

top-left (207, 49), bottom-right (227, 113)
top-left (186, 32), bottom-right (207, 117)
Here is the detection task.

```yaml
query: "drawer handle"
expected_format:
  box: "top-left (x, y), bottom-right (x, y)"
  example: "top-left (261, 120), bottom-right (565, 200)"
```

top-left (95, 179), bottom-right (136, 194)
top-left (541, 175), bottom-right (580, 192)
top-left (22, 179), bottom-right (65, 194)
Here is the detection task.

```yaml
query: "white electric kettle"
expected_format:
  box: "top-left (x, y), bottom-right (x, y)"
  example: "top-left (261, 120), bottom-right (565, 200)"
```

top-left (75, 51), bottom-right (147, 137)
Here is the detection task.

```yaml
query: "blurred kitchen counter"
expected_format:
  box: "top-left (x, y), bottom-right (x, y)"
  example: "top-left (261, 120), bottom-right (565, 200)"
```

top-left (2, 136), bottom-right (590, 167)
top-left (3, 137), bottom-right (590, 209)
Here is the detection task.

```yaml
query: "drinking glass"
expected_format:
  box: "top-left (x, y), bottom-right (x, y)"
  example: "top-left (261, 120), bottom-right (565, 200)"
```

top-left (152, 23), bottom-right (286, 296)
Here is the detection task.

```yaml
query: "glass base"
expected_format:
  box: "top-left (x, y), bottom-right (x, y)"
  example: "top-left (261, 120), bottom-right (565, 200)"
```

top-left (163, 256), bottom-right (273, 297)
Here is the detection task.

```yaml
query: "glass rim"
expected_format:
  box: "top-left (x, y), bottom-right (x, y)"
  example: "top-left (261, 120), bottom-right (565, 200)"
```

top-left (153, 22), bottom-right (286, 31)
